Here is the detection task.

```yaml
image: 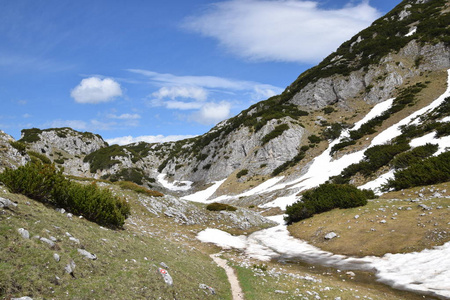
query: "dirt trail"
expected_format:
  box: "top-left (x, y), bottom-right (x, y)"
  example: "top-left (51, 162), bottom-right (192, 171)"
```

top-left (210, 254), bottom-right (244, 300)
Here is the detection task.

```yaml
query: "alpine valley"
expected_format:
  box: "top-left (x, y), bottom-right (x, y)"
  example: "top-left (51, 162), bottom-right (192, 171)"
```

top-left (1, 0), bottom-right (450, 299)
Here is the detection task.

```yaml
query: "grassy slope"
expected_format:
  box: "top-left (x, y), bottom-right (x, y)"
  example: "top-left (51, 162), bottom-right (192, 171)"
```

top-left (288, 182), bottom-right (450, 257)
top-left (0, 185), bottom-right (232, 300)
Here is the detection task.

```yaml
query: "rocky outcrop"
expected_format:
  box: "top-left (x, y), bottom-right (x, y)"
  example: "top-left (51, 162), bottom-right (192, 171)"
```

top-left (0, 130), bottom-right (29, 172)
top-left (161, 117), bottom-right (306, 183)
top-left (290, 41), bottom-right (450, 109)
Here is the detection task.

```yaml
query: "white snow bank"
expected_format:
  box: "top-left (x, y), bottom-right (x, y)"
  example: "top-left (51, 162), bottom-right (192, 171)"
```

top-left (157, 174), bottom-right (193, 191)
top-left (181, 179), bottom-right (226, 202)
top-left (197, 223), bottom-right (450, 298)
top-left (405, 27), bottom-right (417, 37)
top-left (196, 228), bottom-right (246, 250)
top-left (410, 133), bottom-right (450, 155)
top-left (374, 242), bottom-right (450, 298)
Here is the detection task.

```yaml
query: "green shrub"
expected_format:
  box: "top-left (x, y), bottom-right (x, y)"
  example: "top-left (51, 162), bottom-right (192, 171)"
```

top-left (384, 152), bottom-right (450, 191)
top-left (0, 161), bottom-right (130, 228)
top-left (308, 135), bottom-right (321, 144)
top-left (285, 183), bottom-right (374, 224)
top-left (206, 202), bottom-right (237, 212)
top-left (115, 181), bottom-right (163, 197)
top-left (27, 151), bottom-right (52, 164)
top-left (261, 124), bottom-right (289, 145)
top-left (84, 144), bottom-right (127, 173)
top-left (391, 143), bottom-right (438, 169)
top-left (236, 169), bottom-right (249, 178)
top-left (9, 141), bottom-right (27, 155)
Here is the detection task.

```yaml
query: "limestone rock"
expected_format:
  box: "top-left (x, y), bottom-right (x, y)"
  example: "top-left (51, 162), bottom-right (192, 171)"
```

top-left (0, 197), bottom-right (17, 209)
top-left (18, 228), bottom-right (30, 239)
top-left (78, 249), bottom-right (97, 260)
top-left (324, 232), bottom-right (337, 240)
top-left (158, 267), bottom-right (173, 286)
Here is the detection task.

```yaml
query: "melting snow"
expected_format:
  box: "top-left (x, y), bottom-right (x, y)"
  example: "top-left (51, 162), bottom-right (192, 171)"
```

top-left (157, 174), bottom-right (193, 191)
top-left (181, 179), bottom-right (226, 202)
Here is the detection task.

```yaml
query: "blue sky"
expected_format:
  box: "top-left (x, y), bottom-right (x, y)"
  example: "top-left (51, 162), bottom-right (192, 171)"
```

top-left (0, 0), bottom-right (400, 145)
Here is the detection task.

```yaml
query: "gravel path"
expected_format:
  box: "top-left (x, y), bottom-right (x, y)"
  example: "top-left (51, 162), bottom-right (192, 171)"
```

top-left (210, 254), bottom-right (244, 300)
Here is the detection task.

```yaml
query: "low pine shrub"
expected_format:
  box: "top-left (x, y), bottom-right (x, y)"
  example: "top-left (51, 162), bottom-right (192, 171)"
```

top-left (384, 151), bottom-right (450, 191)
top-left (115, 181), bottom-right (163, 197)
top-left (285, 183), bottom-right (374, 224)
top-left (0, 161), bottom-right (130, 228)
top-left (206, 202), bottom-right (237, 212)
top-left (391, 143), bottom-right (438, 169)
top-left (236, 169), bottom-right (249, 178)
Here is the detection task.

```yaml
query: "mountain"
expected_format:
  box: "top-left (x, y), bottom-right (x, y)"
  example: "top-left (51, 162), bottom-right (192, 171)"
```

top-left (12, 0), bottom-right (449, 198)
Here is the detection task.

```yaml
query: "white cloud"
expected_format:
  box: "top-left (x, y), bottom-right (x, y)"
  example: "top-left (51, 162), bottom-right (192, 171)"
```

top-left (107, 113), bottom-right (141, 120)
top-left (184, 0), bottom-right (381, 63)
top-left (128, 69), bottom-right (282, 96)
top-left (105, 134), bottom-right (197, 146)
top-left (71, 77), bottom-right (123, 104)
top-left (152, 86), bottom-right (208, 101)
top-left (192, 101), bottom-right (231, 125)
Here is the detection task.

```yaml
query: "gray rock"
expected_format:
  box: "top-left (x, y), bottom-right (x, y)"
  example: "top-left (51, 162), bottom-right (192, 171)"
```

top-left (40, 237), bottom-right (55, 247)
top-left (158, 267), bottom-right (173, 286)
top-left (199, 283), bottom-right (216, 294)
top-left (18, 228), bottom-right (30, 239)
top-left (64, 260), bottom-right (76, 277)
top-left (324, 232), bottom-right (337, 240)
top-left (11, 297), bottom-right (33, 300)
top-left (53, 253), bottom-right (60, 262)
top-left (160, 262), bottom-right (169, 269)
top-left (77, 249), bottom-right (97, 260)
top-left (0, 197), bottom-right (17, 208)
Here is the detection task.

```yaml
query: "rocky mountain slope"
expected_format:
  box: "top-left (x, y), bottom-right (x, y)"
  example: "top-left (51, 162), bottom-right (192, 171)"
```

top-left (4, 0), bottom-right (450, 198)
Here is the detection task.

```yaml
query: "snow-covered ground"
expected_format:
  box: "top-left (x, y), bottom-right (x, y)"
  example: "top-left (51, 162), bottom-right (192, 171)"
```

top-left (157, 173), bottom-right (193, 191)
top-left (190, 69), bottom-right (450, 299)
top-left (197, 216), bottom-right (450, 299)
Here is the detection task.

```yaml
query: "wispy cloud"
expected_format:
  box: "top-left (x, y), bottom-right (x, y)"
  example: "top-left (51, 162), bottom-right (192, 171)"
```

top-left (183, 0), bottom-right (381, 63)
top-left (105, 134), bottom-right (197, 146)
top-left (128, 69), bottom-right (282, 98)
top-left (129, 68), bottom-right (281, 126)
top-left (71, 77), bottom-right (123, 104)
top-left (107, 113), bottom-right (141, 120)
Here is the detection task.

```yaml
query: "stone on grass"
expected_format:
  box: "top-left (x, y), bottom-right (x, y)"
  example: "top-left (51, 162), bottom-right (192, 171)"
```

top-left (11, 297), bottom-right (33, 300)
top-left (0, 197), bottom-right (17, 208)
top-left (40, 237), bottom-right (55, 247)
top-left (199, 283), bottom-right (216, 294)
top-left (65, 260), bottom-right (76, 277)
top-left (18, 228), bottom-right (30, 239)
top-left (53, 253), bottom-right (60, 262)
top-left (324, 232), bottom-right (337, 240)
top-left (78, 249), bottom-right (97, 260)
top-left (158, 267), bottom-right (173, 286)
top-left (160, 262), bottom-right (169, 269)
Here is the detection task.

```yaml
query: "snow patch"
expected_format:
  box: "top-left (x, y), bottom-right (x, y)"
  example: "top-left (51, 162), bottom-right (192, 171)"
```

top-left (181, 179), bottom-right (226, 202)
top-left (157, 174), bottom-right (193, 191)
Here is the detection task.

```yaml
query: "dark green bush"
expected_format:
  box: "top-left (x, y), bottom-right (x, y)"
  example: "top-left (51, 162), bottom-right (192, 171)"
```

top-left (391, 143), bottom-right (438, 169)
top-left (27, 151), bottom-right (52, 164)
top-left (9, 141), bottom-right (27, 155)
top-left (114, 181), bottom-right (163, 197)
top-left (236, 169), bottom-right (249, 178)
top-left (261, 124), bottom-right (289, 145)
top-left (285, 183), bottom-right (374, 224)
top-left (384, 151), bottom-right (450, 191)
top-left (206, 202), bottom-right (237, 212)
top-left (308, 135), bottom-right (321, 144)
top-left (0, 161), bottom-right (130, 228)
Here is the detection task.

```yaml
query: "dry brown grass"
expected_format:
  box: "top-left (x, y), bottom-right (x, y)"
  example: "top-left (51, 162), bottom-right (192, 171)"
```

top-left (288, 182), bottom-right (450, 257)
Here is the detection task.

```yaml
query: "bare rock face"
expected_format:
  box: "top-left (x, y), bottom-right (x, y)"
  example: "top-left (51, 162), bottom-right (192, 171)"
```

top-left (23, 127), bottom-right (107, 157)
top-left (161, 118), bottom-right (306, 183)
top-left (289, 41), bottom-right (450, 109)
top-left (21, 127), bottom-right (108, 177)
top-left (0, 130), bottom-right (29, 172)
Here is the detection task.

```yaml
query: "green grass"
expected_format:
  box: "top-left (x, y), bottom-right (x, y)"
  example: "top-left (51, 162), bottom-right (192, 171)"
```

top-left (0, 189), bottom-right (232, 300)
